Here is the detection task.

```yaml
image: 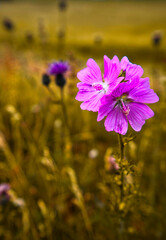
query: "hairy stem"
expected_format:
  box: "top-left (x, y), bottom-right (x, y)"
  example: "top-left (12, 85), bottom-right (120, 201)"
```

top-left (118, 134), bottom-right (124, 202)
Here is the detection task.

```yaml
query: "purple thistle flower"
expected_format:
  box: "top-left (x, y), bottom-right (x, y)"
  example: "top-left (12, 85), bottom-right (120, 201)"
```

top-left (47, 61), bottom-right (69, 88)
top-left (97, 78), bottom-right (159, 135)
top-left (0, 183), bottom-right (10, 205)
top-left (48, 61), bottom-right (69, 75)
top-left (75, 56), bottom-right (124, 112)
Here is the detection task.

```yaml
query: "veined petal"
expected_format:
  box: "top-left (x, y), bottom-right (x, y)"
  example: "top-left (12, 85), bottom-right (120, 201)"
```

top-left (107, 76), bottom-right (124, 94)
top-left (77, 68), bottom-right (94, 84)
top-left (77, 58), bottom-right (102, 85)
top-left (86, 58), bottom-right (102, 82)
top-left (104, 55), bottom-right (121, 84)
top-left (80, 92), bottom-right (104, 112)
top-left (127, 102), bottom-right (154, 132)
top-left (77, 82), bottom-right (95, 91)
top-left (75, 90), bottom-right (97, 101)
top-left (97, 97), bottom-right (116, 121)
top-left (139, 77), bottom-right (150, 88)
top-left (112, 55), bottom-right (120, 65)
top-left (128, 80), bottom-right (159, 103)
top-left (104, 105), bottom-right (128, 135)
top-left (126, 64), bottom-right (144, 81)
top-left (121, 56), bottom-right (130, 71)
top-left (111, 79), bottom-right (138, 98)
top-left (103, 55), bottom-right (112, 79)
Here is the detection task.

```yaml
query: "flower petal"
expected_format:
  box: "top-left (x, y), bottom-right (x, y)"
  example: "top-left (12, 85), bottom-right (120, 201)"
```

top-left (121, 56), bottom-right (130, 71)
top-left (75, 90), bottom-right (97, 101)
top-left (77, 59), bottom-right (102, 85)
top-left (77, 68), bottom-right (95, 84)
top-left (97, 96), bottom-right (116, 121)
top-left (77, 82), bottom-right (95, 91)
top-left (127, 102), bottom-right (154, 131)
top-left (86, 58), bottom-right (102, 82)
top-left (126, 64), bottom-right (144, 81)
top-left (111, 79), bottom-right (138, 98)
top-left (128, 79), bottom-right (159, 103)
top-left (103, 55), bottom-right (121, 84)
top-left (104, 105), bottom-right (128, 135)
top-left (112, 55), bottom-right (120, 65)
top-left (80, 92), bottom-right (104, 112)
top-left (107, 76), bottom-right (124, 94)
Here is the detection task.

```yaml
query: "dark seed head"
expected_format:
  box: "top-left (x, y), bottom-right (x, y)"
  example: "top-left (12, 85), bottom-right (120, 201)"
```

top-left (152, 31), bottom-right (162, 47)
top-left (26, 32), bottom-right (34, 43)
top-left (58, 0), bottom-right (67, 11)
top-left (42, 73), bottom-right (51, 87)
top-left (55, 74), bottom-right (66, 88)
top-left (2, 18), bottom-right (15, 31)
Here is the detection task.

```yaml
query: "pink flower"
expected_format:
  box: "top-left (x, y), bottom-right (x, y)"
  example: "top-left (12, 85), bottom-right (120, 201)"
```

top-left (76, 55), bottom-right (159, 135)
top-left (75, 56), bottom-right (124, 112)
top-left (109, 156), bottom-right (120, 171)
top-left (0, 183), bottom-right (10, 205)
top-left (98, 78), bottom-right (159, 135)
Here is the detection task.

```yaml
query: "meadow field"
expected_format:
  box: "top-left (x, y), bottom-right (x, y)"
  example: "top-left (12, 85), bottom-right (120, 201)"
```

top-left (0, 1), bottom-right (166, 239)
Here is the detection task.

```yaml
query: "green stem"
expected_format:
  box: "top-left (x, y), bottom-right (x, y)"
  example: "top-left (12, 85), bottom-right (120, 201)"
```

top-left (60, 87), bottom-right (70, 131)
top-left (47, 87), bottom-right (57, 101)
top-left (118, 134), bottom-right (124, 202)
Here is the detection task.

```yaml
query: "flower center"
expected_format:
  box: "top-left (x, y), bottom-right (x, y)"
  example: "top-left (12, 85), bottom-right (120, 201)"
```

top-left (120, 99), bottom-right (130, 116)
top-left (92, 83), bottom-right (103, 91)
top-left (92, 82), bottom-right (108, 93)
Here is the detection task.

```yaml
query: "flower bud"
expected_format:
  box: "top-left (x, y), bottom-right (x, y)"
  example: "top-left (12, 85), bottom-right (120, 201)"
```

top-left (2, 18), bottom-right (15, 31)
top-left (42, 73), bottom-right (51, 87)
top-left (55, 73), bottom-right (66, 88)
top-left (152, 31), bottom-right (162, 47)
top-left (58, 0), bottom-right (67, 11)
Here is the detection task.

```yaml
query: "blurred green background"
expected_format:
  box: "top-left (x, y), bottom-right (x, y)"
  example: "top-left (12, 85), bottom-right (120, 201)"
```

top-left (0, 0), bottom-right (166, 239)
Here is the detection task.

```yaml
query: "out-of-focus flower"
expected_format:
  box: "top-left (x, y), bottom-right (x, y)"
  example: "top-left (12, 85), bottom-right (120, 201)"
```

top-left (31, 104), bottom-right (41, 114)
top-left (11, 112), bottom-right (22, 122)
top-left (55, 74), bottom-right (66, 88)
top-left (125, 174), bottom-right (133, 185)
top-left (25, 32), bottom-right (34, 43)
top-left (98, 78), bottom-right (159, 135)
top-left (0, 183), bottom-right (10, 205)
top-left (75, 56), bottom-right (124, 112)
top-left (48, 61), bottom-right (69, 75)
top-left (48, 61), bottom-right (69, 88)
top-left (6, 105), bottom-right (22, 122)
top-left (88, 148), bottom-right (99, 159)
top-left (152, 30), bottom-right (163, 47)
top-left (105, 156), bottom-right (119, 172)
top-left (54, 119), bottom-right (62, 128)
top-left (58, 0), bottom-right (67, 11)
top-left (13, 198), bottom-right (25, 208)
top-left (2, 18), bottom-right (15, 31)
top-left (6, 105), bottom-right (16, 114)
top-left (42, 73), bottom-right (51, 87)
top-left (93, 33), bottom-right (103, 45)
